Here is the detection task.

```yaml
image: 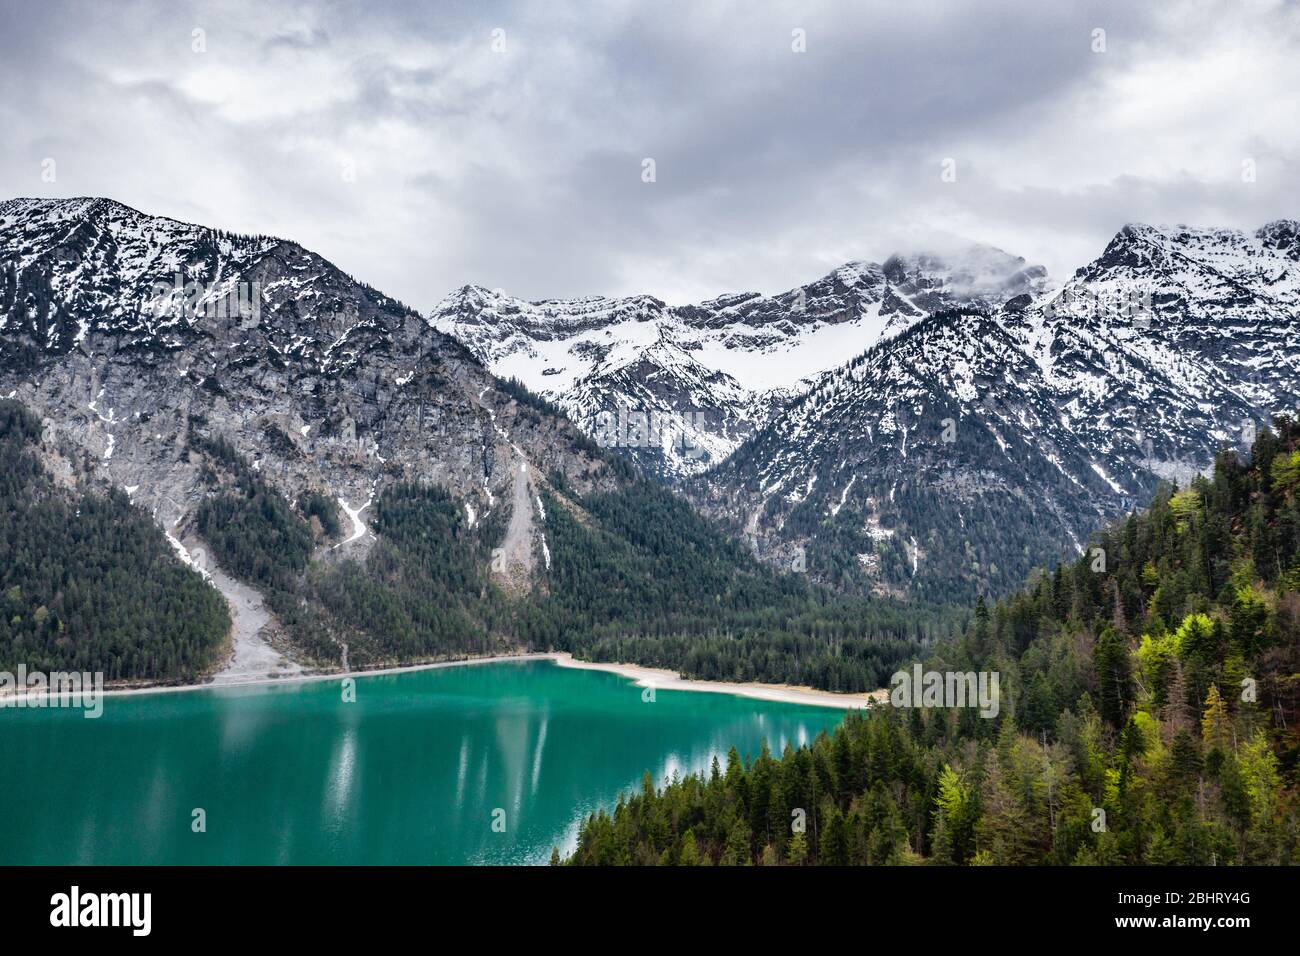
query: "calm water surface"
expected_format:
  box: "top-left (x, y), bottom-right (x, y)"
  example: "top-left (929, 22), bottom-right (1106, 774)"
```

top-left (0, 660), bottom-right (845, 864)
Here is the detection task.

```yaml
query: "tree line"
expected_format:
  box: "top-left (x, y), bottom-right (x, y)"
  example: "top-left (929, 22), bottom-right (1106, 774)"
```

top-left (564, 419), bottom-right (1300, 865)
top-left (0, 400), bottom-right (229, 681)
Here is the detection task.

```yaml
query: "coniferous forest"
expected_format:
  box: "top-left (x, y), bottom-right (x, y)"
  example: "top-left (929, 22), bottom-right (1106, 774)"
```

top-left (523, 479), bottom-right (954, 692)
top-left (8, 389), bottom-right (1299, 869)
top-left (180, 420), bottom-right (951, 680)
top-left (0, 400), bottom-right (230, 681)
top-left (564, 420), bottom-right (1300, 865)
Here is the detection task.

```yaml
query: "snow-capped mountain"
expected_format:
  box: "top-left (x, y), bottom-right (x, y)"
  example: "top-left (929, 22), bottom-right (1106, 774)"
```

top-left (430, 245), bottom-right (1048, 476)
top-left (7, 197), bottom-right (1294, 607)
top-left (693, 220), bottom-right (1300, 602)
top-left (0, 197), bottom-right (622, 592)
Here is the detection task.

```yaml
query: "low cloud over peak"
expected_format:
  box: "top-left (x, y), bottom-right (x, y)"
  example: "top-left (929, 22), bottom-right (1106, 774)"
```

top-left (3, 0), bottom-right (1296, 307)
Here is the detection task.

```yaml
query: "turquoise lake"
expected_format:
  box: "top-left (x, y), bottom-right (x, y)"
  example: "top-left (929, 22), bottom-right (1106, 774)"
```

top-left (0, 659), bottom-right (846, 864)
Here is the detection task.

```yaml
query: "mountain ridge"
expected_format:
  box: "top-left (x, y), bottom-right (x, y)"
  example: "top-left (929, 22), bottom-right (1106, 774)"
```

top-left (431, 241), bottom-right (1049, 477)
top-left (0, 195), bottom-right (954, 682)
top-left (0, 194), bottom-right (623, 613)
top-left (696, 217), bottom-right (1300, 602)
top-left (6, 195), bottom-right (1297, 610)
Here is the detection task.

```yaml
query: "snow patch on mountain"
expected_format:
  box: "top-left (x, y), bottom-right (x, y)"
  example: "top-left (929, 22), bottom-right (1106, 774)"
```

top-left (695, 220), bottom-right (1300, 601)
top-left (430, 244), bottom-right (1047, 477)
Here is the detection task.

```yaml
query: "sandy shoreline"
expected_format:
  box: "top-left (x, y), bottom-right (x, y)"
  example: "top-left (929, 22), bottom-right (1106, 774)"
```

top-left (0, 652), bottom-right (884, 709)
top-left (550, 654), bottom-right (884, 709)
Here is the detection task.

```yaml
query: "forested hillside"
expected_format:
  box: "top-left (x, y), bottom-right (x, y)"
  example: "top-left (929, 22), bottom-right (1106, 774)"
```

top-left (565, 421), bottom-right (1300, 865)
top-left (526, 479), bottom-right (956, 692)
top-left (186, 427), bottom-right (516, 669)
top-left (1, 386), bottom-right (943, 683)
top-left (183, 421), bottom-right (952, 682)
top-left (0, 400), bottom-right (230, 681)
top-left (302, 483), bottom-right (513, 665)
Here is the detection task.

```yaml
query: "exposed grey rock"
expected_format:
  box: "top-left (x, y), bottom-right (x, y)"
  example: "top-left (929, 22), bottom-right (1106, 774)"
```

top-left (696, 222), bottom-right (1300, 601)
top-left (429, 244), bottom-right (1048, 478)
top-left (0, 198), bottom-right (622, 570)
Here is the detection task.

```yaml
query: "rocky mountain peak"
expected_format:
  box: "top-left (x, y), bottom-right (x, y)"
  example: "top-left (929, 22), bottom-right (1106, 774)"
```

top-left (431, 241), bottom-right (1047, 478)
top-left (0, 198), bottom-right (623, 600)
top-left (698, 218), bottom-right (1300, 601)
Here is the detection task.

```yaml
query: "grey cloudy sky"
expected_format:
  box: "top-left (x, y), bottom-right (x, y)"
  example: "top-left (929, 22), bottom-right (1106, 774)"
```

top-left (3, 0), bottom-right (1297, 307)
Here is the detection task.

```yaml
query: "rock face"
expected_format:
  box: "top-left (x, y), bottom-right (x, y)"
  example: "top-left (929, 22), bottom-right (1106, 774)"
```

top-left (430, 245), bottom-right (1048, 477)
top-left (695, 222), bottom-right (1300, 602)
top-left (0, 198), bottom-right (620, 577)
top-left (7, 198), bottom-right (1297, 608)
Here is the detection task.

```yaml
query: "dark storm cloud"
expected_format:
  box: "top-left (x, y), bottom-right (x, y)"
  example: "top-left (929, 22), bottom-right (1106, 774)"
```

top-left (2, 0), bottom-right (1296, 306)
